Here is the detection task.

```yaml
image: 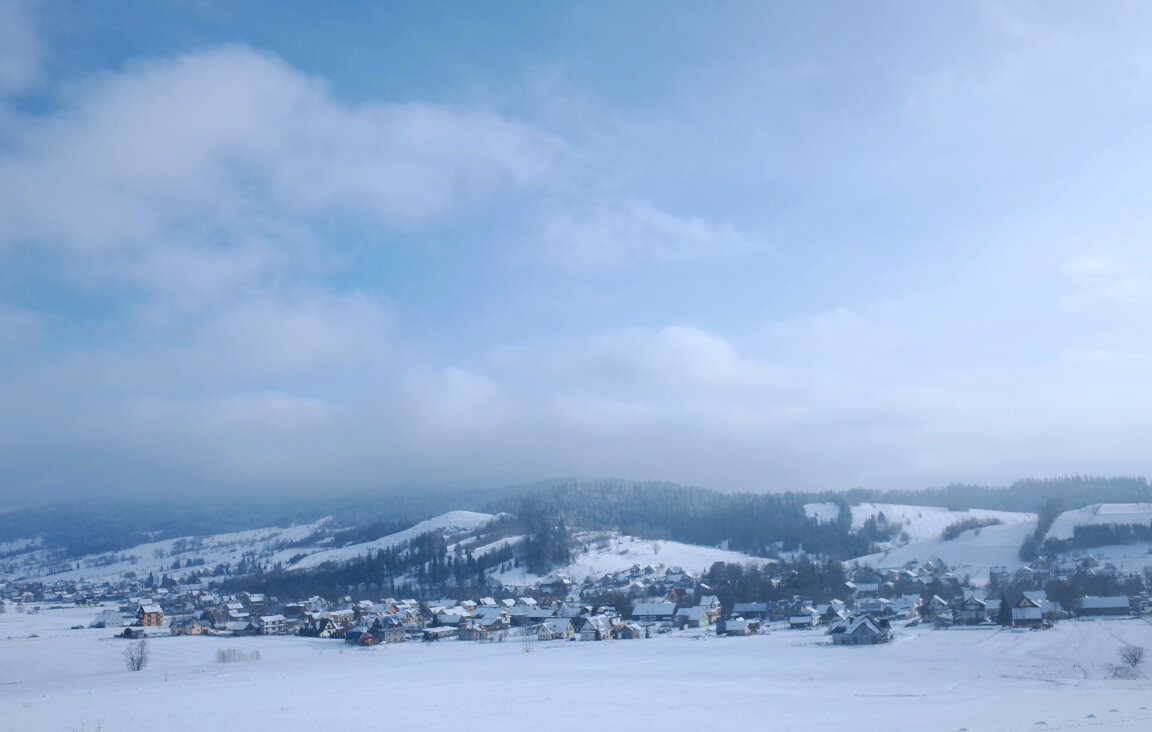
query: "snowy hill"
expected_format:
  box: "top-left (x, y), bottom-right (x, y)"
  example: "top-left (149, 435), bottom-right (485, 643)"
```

top-left (288, 511), bottom-right (498, 570)
top-left (0, 519), bottom-right (333, 585)
top-left (488, 531), bottom-right (769, 588)
top-left (851, 516), bottom-right (1038, 585)
top-left (1045, 503), bottom-right (1152, 541)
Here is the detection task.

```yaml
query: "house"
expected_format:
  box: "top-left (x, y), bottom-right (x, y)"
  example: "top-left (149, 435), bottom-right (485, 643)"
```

top-left (89, 610), bottom-right (124, 628)
top-left (459, 620), bottom-right (506, 641)
top-left (344, 627), bottom-right (381, 646)
top-left (788, 607), bottom-right (819, 629)
top-left (674, 606), bottom-right (711, 628)
top-left (827, 614), bottom-right (890, 645)
top-left (1078, 596), bottom-right (1130, 617)
top-left (1011, 595), bottom-right (1044, 627)
top-left (421, 626), bottom-right (459, 642)
top-left (169, 617), bottom-right (208, 636)
top-left (259, 614), bottom-right (288, 635)
top-left (919, 595), bottom-right (951, 623)
top-left (578, 615), bottom-right (613, 641)
top-left (536, 618), bottom-right (575, 641)
top-left (137, 604), bottom-right (164, 627)
top-left (613, 622), bottom-right (645, 640)
top-left (224, 620), bottom-right (260, 636)
top-left (953, 595), bottom-right (987, 625)
top-left (631, 602), bottom-right (677, 623)
top-left (731, 602), bottom-right (770, 620)
top-left (717, 618), bottom-right (760, 636)
top-left (369, 616), bottom-right (407, 643)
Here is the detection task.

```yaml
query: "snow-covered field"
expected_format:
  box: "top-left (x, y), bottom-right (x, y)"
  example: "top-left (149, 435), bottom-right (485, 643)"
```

top-left (1047, 504), bottom-right (1152, 541)
top-left (4, 606), bottom-right (1152, 731)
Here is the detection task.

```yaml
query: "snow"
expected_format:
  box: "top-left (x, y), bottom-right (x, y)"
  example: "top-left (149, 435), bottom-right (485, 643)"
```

top-left (803, 502), bottom-right (840, 523)
top-left (489, 532), bottom-right (768, 587)
top-left (850, 503), bottom-right (1034, 545)
top-left (288, 511), bottom-right (497, 570)
top-left (852, 517), bottom-right (1039, 585)
top-left (0, 520), bottom-right (332, 585)
top-left (5, 605), bottom-right (1152, 730)
top-left (1047, 503), bottom-right (1152, 541)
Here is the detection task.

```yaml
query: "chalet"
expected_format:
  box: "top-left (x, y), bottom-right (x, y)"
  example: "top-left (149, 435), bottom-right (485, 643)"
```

top-left (919, 595), bottom-right (951, 623)
top-left (1078, 596), bottom-right (1130, 617)
top-left (1011, 595), bottom-right (1044, 627)
top-left (137, 603), bottom-right (164, 627)
top-left (578, 615), bottom-right (613, 641)
top-left (953, 595), bottom-right (987, 626)
top-left (827, 614), bottom-right (890, 645)
top-left (536, 618), bottom-right (575, 641)
top-left (369, 616), bottom-right (407, 643)
top-left (169, 617), bottom-right (208, 636)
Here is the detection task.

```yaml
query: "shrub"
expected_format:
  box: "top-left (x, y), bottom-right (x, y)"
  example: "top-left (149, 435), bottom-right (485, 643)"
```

top-left (216, 647), bottom-right (260, 663)
top-left (124, 640), bottom-right (149, 671)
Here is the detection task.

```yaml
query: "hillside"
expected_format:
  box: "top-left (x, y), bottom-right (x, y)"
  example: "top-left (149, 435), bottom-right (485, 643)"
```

top-left (288, 511), bottom-right (499, 570)
top-left (1046, 503), bottom-right (1152, 541)
top-left (488, 531), bottom-right (769, 588)
top-left (850, 517), bottom-right (1038, 585)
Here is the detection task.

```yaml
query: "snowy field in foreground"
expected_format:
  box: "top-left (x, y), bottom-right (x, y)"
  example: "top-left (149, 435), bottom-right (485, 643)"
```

top-left (4, 608), bottom-right (1152, 731)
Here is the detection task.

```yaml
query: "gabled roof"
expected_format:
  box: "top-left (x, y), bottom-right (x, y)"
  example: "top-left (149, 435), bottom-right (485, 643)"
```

top-left (632, 601), bottom-right (677, 617)
top-left (1080, 595), bottom-right (1129, 609)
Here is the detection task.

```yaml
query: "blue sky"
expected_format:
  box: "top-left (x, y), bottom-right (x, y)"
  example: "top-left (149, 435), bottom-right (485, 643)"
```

top-left (2, 1), bottom-right (1152, 508)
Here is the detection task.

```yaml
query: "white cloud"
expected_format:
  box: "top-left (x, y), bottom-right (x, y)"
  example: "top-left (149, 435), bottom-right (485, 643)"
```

top-left (0, 45), bottom-right (567, 287)
top-left (531, 197), bottom-right (747, 271)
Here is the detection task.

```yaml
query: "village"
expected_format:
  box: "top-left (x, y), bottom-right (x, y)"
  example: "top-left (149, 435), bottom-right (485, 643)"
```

top-left (5, 548), bottom-right (1149, 651)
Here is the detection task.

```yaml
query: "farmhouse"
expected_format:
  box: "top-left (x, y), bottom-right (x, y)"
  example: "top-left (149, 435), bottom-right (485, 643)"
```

top-left (827, 614), bottom-right (890, 645)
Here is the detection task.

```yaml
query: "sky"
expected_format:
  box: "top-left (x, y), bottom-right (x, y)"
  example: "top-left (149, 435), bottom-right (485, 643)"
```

top-left (3, 1), bottom-right (1152, 509)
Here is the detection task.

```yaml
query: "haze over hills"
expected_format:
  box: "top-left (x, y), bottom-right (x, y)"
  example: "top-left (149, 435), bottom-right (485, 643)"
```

top-left (5, 476), bottom-right (1152, 599)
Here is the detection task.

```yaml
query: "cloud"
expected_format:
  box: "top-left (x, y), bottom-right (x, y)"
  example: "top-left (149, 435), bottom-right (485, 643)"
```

top-left (530, 197), bottom-right (747, 271)
top-left (0, 45), bottom-right (567, 285)
top-left (0, 0), bottom-right (41, 96)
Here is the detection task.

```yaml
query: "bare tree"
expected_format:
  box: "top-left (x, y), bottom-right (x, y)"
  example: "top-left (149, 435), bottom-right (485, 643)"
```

top-left (1119, 645), bottom-right (1146, 669)
top-left (124, 639), bottom-right (149, 671)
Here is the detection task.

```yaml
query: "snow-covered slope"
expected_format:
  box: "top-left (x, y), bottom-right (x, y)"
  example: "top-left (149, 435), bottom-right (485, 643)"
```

top-left (488, 532), bottom-right (769, 587)
top-left (803, 502), bottom-right (840, 523)
top-left (0, 520), bottom-right (332, 585)
top-left (288, 511), bottom-right (497, 570)
top-left (849, 503), bottom-right (1033, 545)
top-left (851, 516), bottom-right (1038, 585)
top-left (1046, 503), bottom-right (1152, 541)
